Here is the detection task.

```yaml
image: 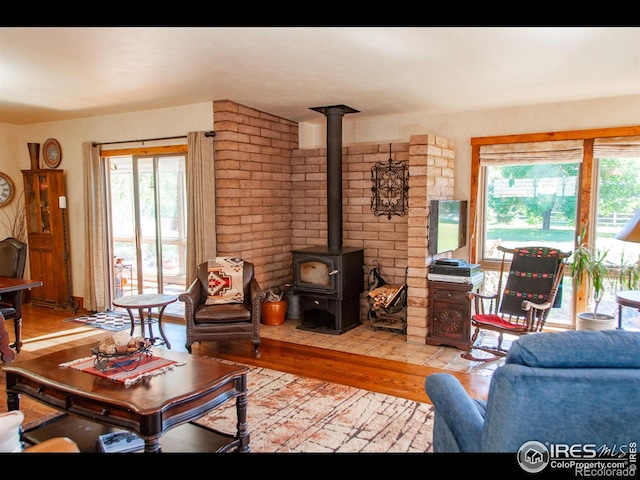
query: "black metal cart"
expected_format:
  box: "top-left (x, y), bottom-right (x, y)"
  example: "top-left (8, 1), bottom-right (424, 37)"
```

top-left (367, 263), bottom-right (408, 333)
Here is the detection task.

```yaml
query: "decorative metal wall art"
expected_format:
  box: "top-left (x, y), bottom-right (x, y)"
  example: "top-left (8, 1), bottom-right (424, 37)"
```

top-left (371, 144), bottom-right (409, 220)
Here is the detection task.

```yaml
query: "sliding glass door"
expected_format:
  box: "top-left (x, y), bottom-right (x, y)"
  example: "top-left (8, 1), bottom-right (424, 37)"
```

top-left (107, 154), bottom-right (187, 305)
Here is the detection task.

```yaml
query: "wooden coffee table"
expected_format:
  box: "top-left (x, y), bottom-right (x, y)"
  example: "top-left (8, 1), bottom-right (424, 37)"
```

top-left (4, 344), bottom-right (250, 453)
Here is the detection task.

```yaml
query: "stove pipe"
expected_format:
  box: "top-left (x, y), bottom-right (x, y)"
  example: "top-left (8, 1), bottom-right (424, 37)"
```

top-left (310, 104), bottom-right (360, 250)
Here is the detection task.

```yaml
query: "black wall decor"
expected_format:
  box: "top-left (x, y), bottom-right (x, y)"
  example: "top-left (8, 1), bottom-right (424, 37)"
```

top-left (371, 144), bottom-right (409, 220)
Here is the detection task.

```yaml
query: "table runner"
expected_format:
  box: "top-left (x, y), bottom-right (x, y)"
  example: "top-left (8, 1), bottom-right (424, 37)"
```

top-left (60, 354), bottom-right (185, 386)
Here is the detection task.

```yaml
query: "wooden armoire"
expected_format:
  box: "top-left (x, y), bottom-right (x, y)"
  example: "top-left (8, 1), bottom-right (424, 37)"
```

top-left (21, 169), bottom-right (70, 309)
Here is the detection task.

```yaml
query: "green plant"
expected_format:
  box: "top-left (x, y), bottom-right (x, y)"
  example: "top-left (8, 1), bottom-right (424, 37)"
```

top-left (610, 249), bottom-right (640, 291)
top-left (571, 241), bottom-right (611, 316)
top-left (571, 229), bottom-right (640, 317)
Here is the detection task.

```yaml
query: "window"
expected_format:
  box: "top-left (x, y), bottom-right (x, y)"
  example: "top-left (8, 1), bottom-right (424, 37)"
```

top-left (470, 126), bottom-right (640, 329)
top-left (482, 160), bottom-right (579, 258)
top-left (591, 149), bottom-right (640, 328)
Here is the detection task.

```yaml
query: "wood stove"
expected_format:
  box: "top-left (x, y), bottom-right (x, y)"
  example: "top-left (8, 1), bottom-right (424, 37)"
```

top-left (294, 105), bottom-right (364, 335)
top-left (293, 246), bottom-right (364, 334)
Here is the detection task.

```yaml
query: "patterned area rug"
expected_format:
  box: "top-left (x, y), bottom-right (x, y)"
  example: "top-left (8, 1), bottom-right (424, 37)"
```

top-left (63, 311), bottom-right (132, 332)
top-left (196, 366), bottom-right (434, 453)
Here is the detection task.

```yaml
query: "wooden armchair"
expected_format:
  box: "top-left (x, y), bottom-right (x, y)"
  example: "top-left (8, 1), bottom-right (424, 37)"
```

top-left (463, 245), bottom-right (570, 362)
top-left (178, 260), bottom-right (266, 354)
top-left (0, 237), bottom-right (27, 354)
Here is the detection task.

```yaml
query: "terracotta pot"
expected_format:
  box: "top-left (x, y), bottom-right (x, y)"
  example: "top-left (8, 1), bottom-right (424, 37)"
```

top-left (262, 300), bottom-right (288, 325)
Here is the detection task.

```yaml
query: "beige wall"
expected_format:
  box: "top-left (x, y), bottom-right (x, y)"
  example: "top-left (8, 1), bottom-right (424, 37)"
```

top-left (2, 94), bottom-right (640, 305)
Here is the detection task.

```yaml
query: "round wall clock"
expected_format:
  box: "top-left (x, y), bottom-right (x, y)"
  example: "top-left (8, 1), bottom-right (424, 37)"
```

top-left (42, 138), bottom-right (62, 168)
top-left (0, 172), bottom-right (15, 207)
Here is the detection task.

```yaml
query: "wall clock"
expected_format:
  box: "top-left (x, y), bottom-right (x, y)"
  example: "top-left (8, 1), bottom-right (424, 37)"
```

top-left (0, 172), bottom-right (15, 207)
top-left (42, 138), bottom-right (62, 168)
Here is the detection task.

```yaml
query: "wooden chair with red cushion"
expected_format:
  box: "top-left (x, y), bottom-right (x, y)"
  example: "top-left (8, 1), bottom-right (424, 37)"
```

top-left (462, 245), bottom-right (571, 362)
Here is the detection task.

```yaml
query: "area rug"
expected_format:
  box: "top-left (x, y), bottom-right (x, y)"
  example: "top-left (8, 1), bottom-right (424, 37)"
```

top-left (63, 310), bottom-right (132, 332)
top-left (196, 366), bottom-right (434, 453)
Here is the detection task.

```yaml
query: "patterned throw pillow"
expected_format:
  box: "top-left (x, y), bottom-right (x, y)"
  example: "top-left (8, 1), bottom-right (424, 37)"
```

top-left (205, 257), bottom-right (245, 305)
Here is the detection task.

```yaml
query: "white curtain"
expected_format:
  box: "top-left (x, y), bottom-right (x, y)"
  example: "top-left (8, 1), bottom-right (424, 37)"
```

top-left (82, 142), bottom-right (109, 312)
top-left (593, 136), bottom-right (640, 158)
top-left (479, 140), bottom-right (584, 166)
top-left (185, 131), bottom-right (216, 285)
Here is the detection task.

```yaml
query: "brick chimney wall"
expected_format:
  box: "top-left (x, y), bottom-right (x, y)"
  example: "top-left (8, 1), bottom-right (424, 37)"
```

top-left (214, 100), bottom-right (455, 344)
top-left (291, 143), bottom-right (409, 281)
top-left (292, 135), bottom-right (454, 344)
top-left (212, 100), bottom-right (298, 290)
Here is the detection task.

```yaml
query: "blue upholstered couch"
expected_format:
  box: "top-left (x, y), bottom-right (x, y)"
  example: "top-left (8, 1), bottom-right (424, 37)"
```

top-left (425, 330), bottom-right (640, 452)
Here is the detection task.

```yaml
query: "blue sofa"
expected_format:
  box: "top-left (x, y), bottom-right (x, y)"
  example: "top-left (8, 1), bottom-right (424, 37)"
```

top-left (425, 330), bottom-right (640, 452)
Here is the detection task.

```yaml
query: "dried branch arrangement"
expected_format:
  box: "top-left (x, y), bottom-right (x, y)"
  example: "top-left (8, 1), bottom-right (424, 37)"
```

top-left (0, 191), bottom-right (26, 242)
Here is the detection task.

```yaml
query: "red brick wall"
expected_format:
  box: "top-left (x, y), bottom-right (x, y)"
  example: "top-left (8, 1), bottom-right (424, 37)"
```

top-left (213, 100), bottom-right (455, 344)
top-left (213, 100), bottom-right (297, 290)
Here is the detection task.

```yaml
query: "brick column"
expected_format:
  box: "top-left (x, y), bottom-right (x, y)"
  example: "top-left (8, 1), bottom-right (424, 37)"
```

top-left (406, 134), bottom-right (455, 344)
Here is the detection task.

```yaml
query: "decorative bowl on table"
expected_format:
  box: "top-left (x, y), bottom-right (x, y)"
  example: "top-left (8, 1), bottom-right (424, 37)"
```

top-left (91, 333), bottom-right (152, 372)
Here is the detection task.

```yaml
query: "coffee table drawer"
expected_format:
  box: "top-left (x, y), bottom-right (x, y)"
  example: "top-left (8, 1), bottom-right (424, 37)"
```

top-left (7, 375), bottom-right (137, 427)
top-left (67, 396), bottom-right (139, 428)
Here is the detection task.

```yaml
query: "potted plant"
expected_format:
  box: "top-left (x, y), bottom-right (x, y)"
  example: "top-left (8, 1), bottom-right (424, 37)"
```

top-left (571, 234), bottom-right (639, 330)
top-left (261, 286), bottom-right (288, 326)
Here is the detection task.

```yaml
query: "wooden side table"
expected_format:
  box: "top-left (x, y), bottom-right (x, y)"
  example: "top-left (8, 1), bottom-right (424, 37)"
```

top-left (427, 279), bottom-right (483, 350)
top-left (615, 290), bottom-right (640, 330)
top-left (112, 293), bottom-right (177, 348)
top-left (0, 276), bottom-right (44, 353)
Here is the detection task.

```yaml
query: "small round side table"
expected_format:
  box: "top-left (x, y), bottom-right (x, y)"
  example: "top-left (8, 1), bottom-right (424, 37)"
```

top-left (112, 293), bottom-right (177, 348)
top-left (614, 290), bottom-right (640, 330)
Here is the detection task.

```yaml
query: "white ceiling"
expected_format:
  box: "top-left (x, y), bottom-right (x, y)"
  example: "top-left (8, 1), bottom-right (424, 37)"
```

top-left (1, 26), bottom-right (639, 126)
